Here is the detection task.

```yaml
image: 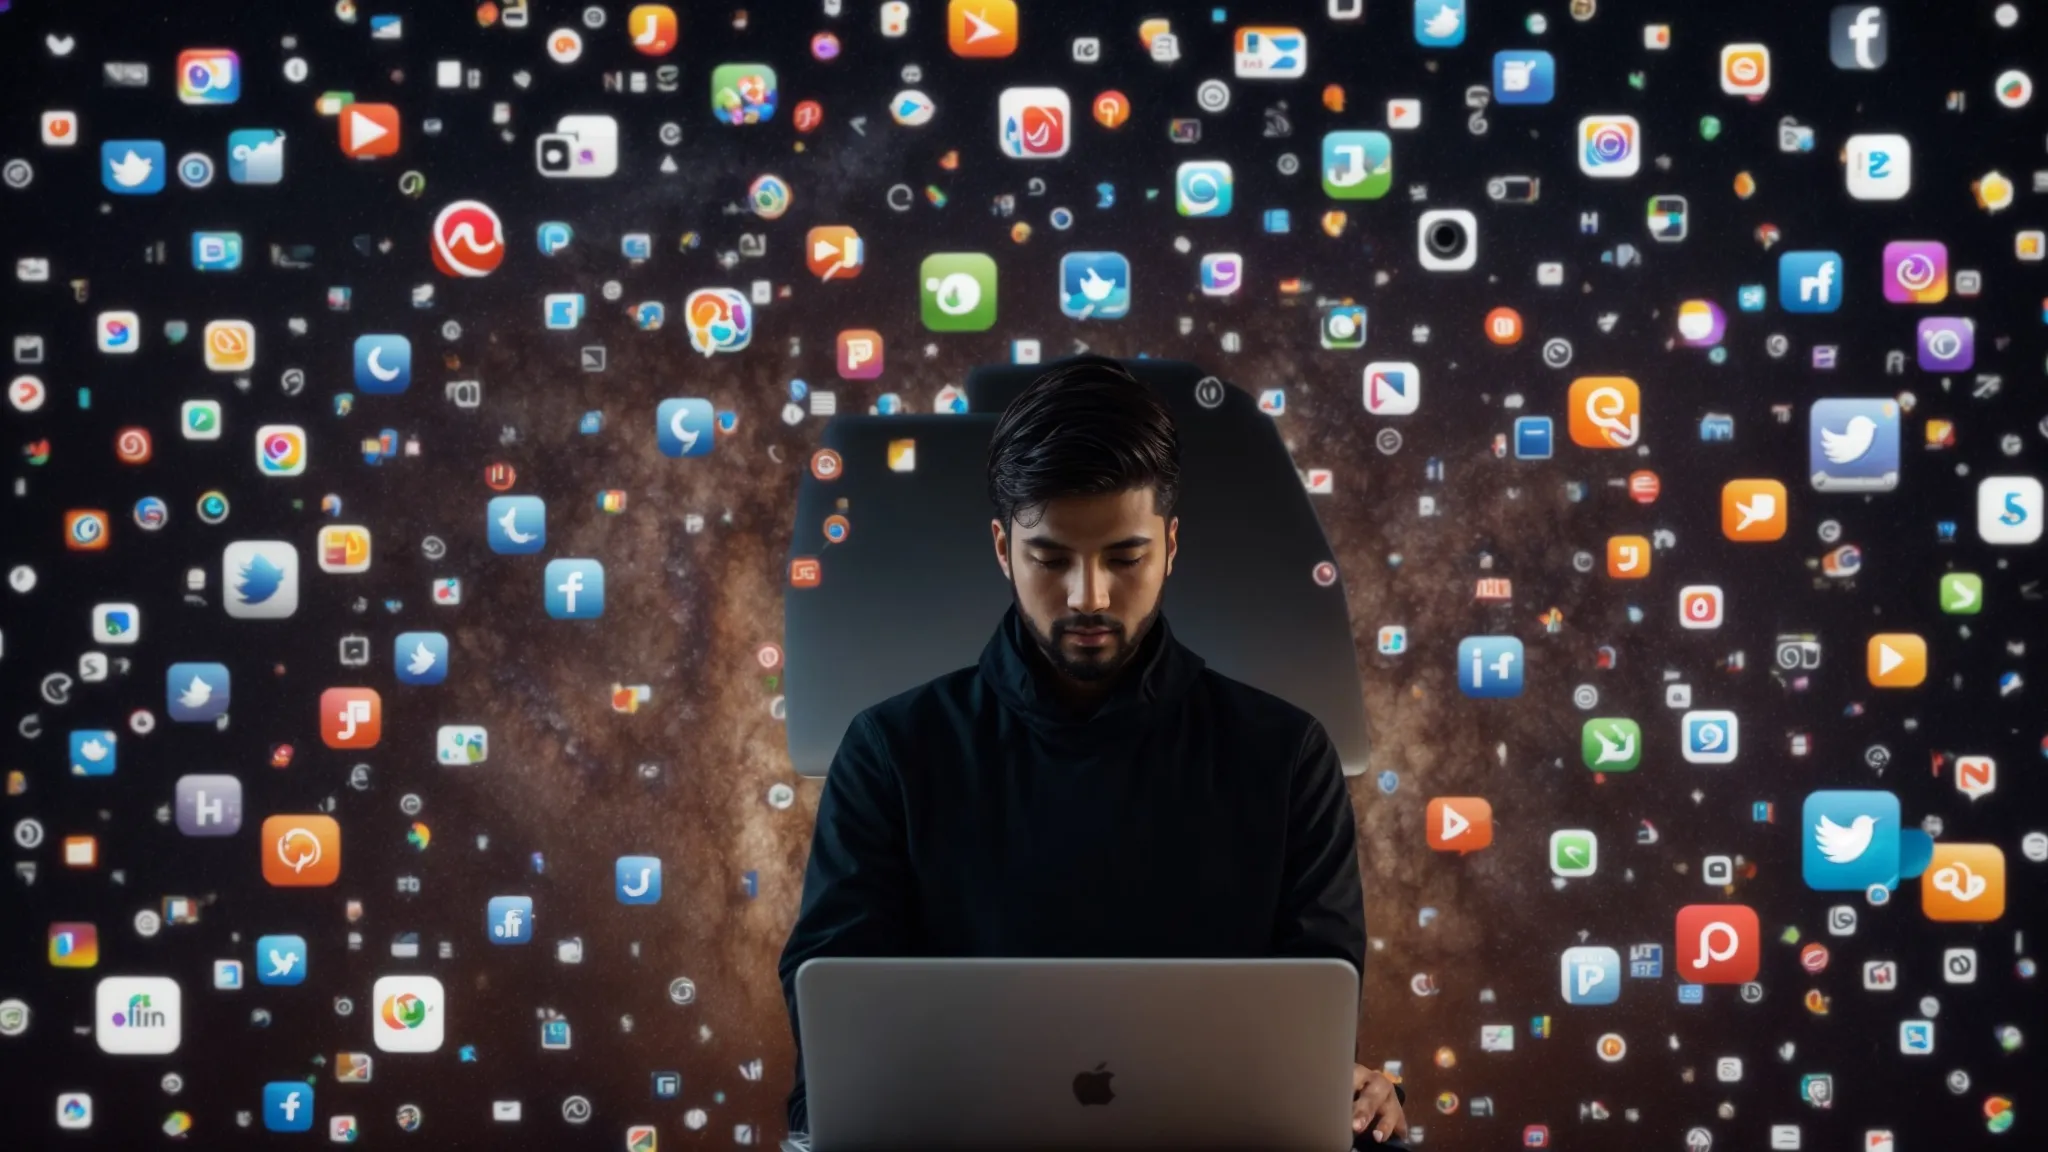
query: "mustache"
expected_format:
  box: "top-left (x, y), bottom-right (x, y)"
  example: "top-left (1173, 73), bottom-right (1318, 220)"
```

top-left (1055, 618), bottom-right (1120, 634)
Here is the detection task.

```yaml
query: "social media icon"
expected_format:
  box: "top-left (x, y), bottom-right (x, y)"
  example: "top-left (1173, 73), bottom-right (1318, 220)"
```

top-left (222, 541), bottom-right (300, 618)
top-left (340, 103), bottom-right (401, 158)
top-left (1568, 377), bottom-right (1641, 448)
top-left (1560, 946), bottom-right (1619, 1002)
top-left (1551, 831), bottom-right (1599, 878)
top-left (836, 329), bottom-right (884, 379)
top-left (1881, 241), bottom-right (1947, 303)
top-left (919, 253), bottom-right (999, 331)
top-left (1199, 253), bottom-right (1243, 296)
top-left (320, 687), bottom-right (383, 749)
top-left (394, 632), bottom-right (450, 685)
top-left (262, 815), bottom-right (342, 887)
top-left (487, 896), bottom-right (534, 943)
top-left (1321, 131), bottom-right (1393, 199)
top-left (256, 935), bottom-right (308, 986)
top-left (101, 140), bottom-right (166, 194)
top-left (1845, 134), bottom-right (1911, 200)
top-left (1830, 6), bottom-right (1888, 69)
top-left (97, 310), bottom-right (140, 354)
top-left (805, 226), bottom-right (864, 281)
top-left (486, 496), bottom-right (546, 554)
top-left (1493, 51), bottom-right (1555, 104)
top-left (352, 334), bottom-right (411, 394)
top-left (433, 200), bottom-right (506, 277)
top-left (225, 129), bottom-right (285, 184)
top-left (1425, 797), bottom-right (1493, 852)
top-left (1682, 711), bottom-right (1739, 764)
top-left (50, 922), bottom-right (100, 968)
top-left (1808, 399), bottom-right (1900, 491)
top-left (1720, 43), bottom-right (1771, 95)
top-left (997, 87), bottom-right (1069, 158)
top-left (1802, 790), bottom-right (1900, 891)
top-left (1976, 476), bottom-right (2043, 544)
top-left (949, 0), bottom-right (1018, 57)
top-left (204, 319), bottom-right (256, 371)
top-left (1605, 535), bottom-right (1651, 579)
top-left (1922, 844), bottom-right (2005, 922)
top-left (627, 5), bottom-right (678, 55)
top-left (1866, 632), bottom-right (1927, 687)
top-left (373, 976), bottom-right (445, 1052)
top-left (1679, 585), bottom-right (1724, 629)
top-left (177, 48), bottom-right (242, 104)
top-left (1059, 252), bottom-right (1131, 320)
top-left (1414, 0), bottom-right (1465, 46)
top-left (535, 115), bottom-right (619, 176)
top-left (1176, 161), bottom-right (1234, 217)
top-left (615, 856), bottom-right (663, 904)
top-left (95, 976), bottom-right (182, 1054)
top-left (1363, 362), bottom-right (1419, 415)
top-left (1579, 116), bottom-right (1640, 177)
top-left (166, 663), bottom-right (231, 722)
top-left (1779, 251), bottom-right (1844, 312)
top-left (176, 775), bottom-right (244, 836)
top-left (1676, 299), bottom-right (1725, 346)
top-left (1674, 904), bottom-right (1759, 984)
top-left (1722, 479), bottom-right (1788, 541)
top-left (545, 559), bottom-right (606, 619)
top-left (191, 231), bottom-right (244, 271)
top-left (657, 398), bottom-right (717, 456)
top-left (1916, 316), bottom-right (1974, 371)
top-left (1457, 636), bottom-right (1523, 697)
top-left (1581, 719), bottom-right (1642, 771)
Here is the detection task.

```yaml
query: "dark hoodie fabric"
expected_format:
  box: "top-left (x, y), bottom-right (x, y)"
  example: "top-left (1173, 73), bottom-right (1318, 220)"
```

top-left (777, 604), bottom-right (1370, 1135)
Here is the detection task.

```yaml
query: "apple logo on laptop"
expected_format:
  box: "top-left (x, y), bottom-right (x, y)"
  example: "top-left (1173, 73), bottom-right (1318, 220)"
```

top-left (1072, 1062), bottom-right (1115, 1106)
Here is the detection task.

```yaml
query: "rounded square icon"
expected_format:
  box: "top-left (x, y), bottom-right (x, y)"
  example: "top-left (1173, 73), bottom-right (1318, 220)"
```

top-left (49, 921), bottom-right (100, 968)
top-left (372, 975), bottom-right (446, 1052)
top-left (1456, 636), bottom-right (1523, 697)
top-left (1721, 479), bottom-right (1788, 541)
top-left (544, 559), bottom-right (606, 619)
top-left (1976, 476), bottom-right (2043, 544)
top-left (1413, 0), bottom-right (1466, 46)
top-left (254, 424), bottom-right (306, 476)
top-left (949, 0), bottom-right (1018, 56)
top-left (1559, 945), bottom-right (1619, 1003)
top-left (1802, 789), bottom-right (1901, 891)
top-left (1845, 134), bottom-right (1911, 200)
top-left (182, 400), bottom-right (223, 440)
top-left (1866, 632), bottom-right (1926, 687)
top-left (96, 976), bottom-right (182, 1053)
top-left (657, 398), bottom-right (717, 456)
top-left (997, 86), bottom-right (1069, 158)
top-left (57, 1093), bottom-right (93, 1130)
top-left (204, 319), bottom-right (256, 371)
top-left (1581, 718), bottom-right (1641, 771)
top-left (1234, 26), bottom-right (1307, 78)
top-left (627, 5), bottom-right (678, 55)
top-left (1492, 50), bottom-right (1555, 104)
top-left (1679, 585), bottom-right (1724, 629)
top-left (92, 602), bottom-right (141, 645)
top-left (394, 632), bottom-right (450, 684)
top-left (175, 774), bottom-right (243, 836)
top-left (920, 253), bottom-right (999, 331)
top-left (1363, 362), bottom-right (1419, 415)
top-left (1567, 377), bottom-right (1640, 448)
top-left (1426, 796), bottom-right (1493, 852)
top-left (1809, 398), bottom-right (1900, 491)
top-left (486, 495), bottom-right (547, 553)
top-left (1881, 241), bottom-right (1947, 303)
top-left (1415, 209), bottom-right (1476, 271)
top-left (320, 687), bottom-right (383, 749)
top-left (340, 103), bottom-right (401, 158)
top-left (101, 139), bottom-right (167, 194)
top-left (1778, 251), bottom-right (1844, 313)
top-left (255, 934), bottom-right (308, 985)
top-left (1681, 710), bottom-right (1739, 764)
top-left (1939, 572), bottom-right (1983, 614)
top-left (1059, 252), bottom-right (1131, 320)
top-left (97, 310), bottom-right (140, 353)
top-left (1605, 535), bottom-right (1650, 578)
top-left (1550, 830), bottom-right (1598, 878)
top-left (42, 110), bottom-right (80, 146)
top-left (1923, 844), bottom-right (2005, 922)
top-left (1720, 43), bottom-right (1770, 95)
top-left (222, 540), bottom-right (300, 618)
top-left (167, 662), bottom-right (231, 722)
top-left (1176, 161), bottom-right (1234, 218)
top-left (1674, 904), bottom-right (1759, 984)
top-left (262, 815), bottom-right (342, 886)
top-left (352, 334), bottom-right (412, 393)
top-left (177, 48), bottom-right (241, 104)
top-left (1321, 132), bottom-right (1393, 199)
top-left (1830, 5), bottom-right (1888, 69)
top-left (616, 856), bottom-right (663, 903)
top-left (1578, 116), bottom-right (1640, 178)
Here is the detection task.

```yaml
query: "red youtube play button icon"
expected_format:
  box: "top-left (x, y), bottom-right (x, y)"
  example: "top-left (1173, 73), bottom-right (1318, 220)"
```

top-left (341, 103), bottom-right (401, 158)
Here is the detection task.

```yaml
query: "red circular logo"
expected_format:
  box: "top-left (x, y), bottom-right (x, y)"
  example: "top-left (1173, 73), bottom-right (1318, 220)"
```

top-left (793, 101), bottom-right (823, 133)
top-left (432, 200), bottom-right (504, 278)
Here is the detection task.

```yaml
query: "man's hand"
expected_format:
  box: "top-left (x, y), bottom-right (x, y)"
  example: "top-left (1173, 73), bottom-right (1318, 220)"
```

top-left (1351, 1064), bottom-right (1407, 1144)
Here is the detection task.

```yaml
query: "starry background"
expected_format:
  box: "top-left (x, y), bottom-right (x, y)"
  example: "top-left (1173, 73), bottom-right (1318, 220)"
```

top-left (1, 0), bottom-right (2044, 1147)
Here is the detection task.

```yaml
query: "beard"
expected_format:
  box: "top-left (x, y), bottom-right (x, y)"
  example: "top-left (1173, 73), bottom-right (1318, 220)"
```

top-left (1010, 578), bottom-right (1164, 684)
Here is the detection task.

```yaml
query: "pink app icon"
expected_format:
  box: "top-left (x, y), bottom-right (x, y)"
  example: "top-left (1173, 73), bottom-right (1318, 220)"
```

top-left (836, 329), bottom-right (884, 379)
top-left (1881, 240), bottom-right (1947, 304)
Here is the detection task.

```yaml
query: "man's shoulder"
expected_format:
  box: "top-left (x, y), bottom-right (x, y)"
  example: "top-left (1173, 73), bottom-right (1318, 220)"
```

top-left (849, 663), bottom-right (983, 741)
top-left (1188, 665), bottom-right (1325, 748)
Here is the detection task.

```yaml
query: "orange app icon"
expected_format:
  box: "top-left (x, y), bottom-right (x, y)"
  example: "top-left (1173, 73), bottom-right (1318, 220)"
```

top-left (628, 4), bottom-right (678, 55)
top-left (1867, 633), bottom-right (1927, 688)
top-left (65, 509), bottom-right (112, 551)
top-left (1093, 90), bottom-right (1131, 129)
top-left (1923, 844), bottom-right (2005, 921)
top-left (948, 0), bottom-right (1018, 56)
top-left (339, 102), bottom-right (401, 158)
top-left (1606, 535), bottom-right (1651, 579)
top-left (318, 525), bottom-right (373, 573)
top-left (320, 687), bottom-right (383, 749)
top-left (1722, 479), bottom-right (1787, 541)
top-left (203, 319), bottom-right (255, 372)
top-left (263, 815), bottom-right (342, 887)
top-left (1484, 307), bottom-right (1523, 345)
top-left (1568, 377), bottom-right (1641, 449)
top-left (789, 557), bottom-right (822, 588)
top-left (805, 226), bottom-right (864, 281)
top-left (1426, 797), bottom-right (1494, 853)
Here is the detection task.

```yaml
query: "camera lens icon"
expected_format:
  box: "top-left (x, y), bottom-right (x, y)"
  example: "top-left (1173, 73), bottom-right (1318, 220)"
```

top-left (1417, 209), bottom-right (1477, 271)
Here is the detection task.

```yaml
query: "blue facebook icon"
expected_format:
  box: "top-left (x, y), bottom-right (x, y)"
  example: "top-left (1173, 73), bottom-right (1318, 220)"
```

top-left (1458, 636), bottom-right (1524, 697)
top-left (487, 895), bottom-right (534, 944)
top-left (615, 856), bottom-right (663, 904)
top-left (544, 559), bottom-right (605, 619)
top-left (262, 1082), bottom-right (314, 1132)
top-left (352, 334), bottom-right (412, 394)
top-left (486, 496), bottom-right (546, 554)
top-left (1779, 251), bottom-right (1844, 313)
top-left (657, 398), bottom-right (716, 457)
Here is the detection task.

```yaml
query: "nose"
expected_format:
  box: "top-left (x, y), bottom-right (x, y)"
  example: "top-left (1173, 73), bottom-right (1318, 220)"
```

top-left (1071, 561), bottom-right (1114, 614)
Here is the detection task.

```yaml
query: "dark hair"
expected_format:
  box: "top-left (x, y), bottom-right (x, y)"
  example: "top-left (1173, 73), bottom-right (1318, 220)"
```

top-left (985, 356), bottom-right (1181, 531)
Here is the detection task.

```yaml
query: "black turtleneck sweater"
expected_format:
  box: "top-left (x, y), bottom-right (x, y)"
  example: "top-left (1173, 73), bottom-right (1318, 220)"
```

top-left (777, 606), bottom-right (1369, 1135)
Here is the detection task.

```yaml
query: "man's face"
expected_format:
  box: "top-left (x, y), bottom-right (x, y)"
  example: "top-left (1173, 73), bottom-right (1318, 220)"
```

top-left (992, 488), bottom-right (1176, 683)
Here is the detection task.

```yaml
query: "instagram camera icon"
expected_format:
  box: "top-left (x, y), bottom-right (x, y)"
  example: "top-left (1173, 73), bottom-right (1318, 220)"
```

top-left (1578, 116), bottom-right (1640, 178)
top-left (836, 329), bottom-right (884, 379)
top-left (1881, 241), bottom-right (1948, 304)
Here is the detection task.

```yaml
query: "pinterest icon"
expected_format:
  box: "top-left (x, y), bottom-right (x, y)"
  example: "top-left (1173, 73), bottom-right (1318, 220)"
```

top-left (431, 199), bottom-right (505, 278)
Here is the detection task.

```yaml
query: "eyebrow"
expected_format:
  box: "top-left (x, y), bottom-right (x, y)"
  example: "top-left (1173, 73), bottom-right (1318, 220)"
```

top-left (1022, 535), bottom-right (1152, 551)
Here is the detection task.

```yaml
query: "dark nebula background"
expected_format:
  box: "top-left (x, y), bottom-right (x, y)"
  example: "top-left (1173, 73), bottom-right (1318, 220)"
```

top-left (1, 0), bottom-right (2044, 1148)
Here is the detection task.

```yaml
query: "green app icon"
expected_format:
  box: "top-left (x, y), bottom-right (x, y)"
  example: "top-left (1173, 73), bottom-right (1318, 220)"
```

top-left (1581, 718), bottom-right (1642, 771)
top-left (181, 400), bottom-right (222, 440)
top-left (1321, 131), bottom-right (1392, 200)
top-left (709, 63), bottom-right (779, 125)
top-left (920, 253), bottom-right (998, 332)
top-left (1939, 572), bottom-right (1982, 615)
top-left (1550, 829), bottom-right (1598, 877)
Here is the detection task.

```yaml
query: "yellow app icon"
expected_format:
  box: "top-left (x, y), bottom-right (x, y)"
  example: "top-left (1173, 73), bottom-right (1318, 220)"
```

top-left (1568, 377), bottom-right (1640, 448)
top-left (203, 319), bottom-right (256, 372)
top-left (887, 439), bottom-right (916, 473)
top-left (1866, 633), bottom-right (1927, 687)
top-left (1721, 479), bottom-right (1788, 541)
top-left (1923, 844), bottom-right (2005, 922)
top-left (1605, 535), bottom-right (1651, 578)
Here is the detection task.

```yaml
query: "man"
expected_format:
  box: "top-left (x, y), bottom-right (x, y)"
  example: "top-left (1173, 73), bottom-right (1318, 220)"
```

top-left (778, 357), bottom-right (1407, 1145)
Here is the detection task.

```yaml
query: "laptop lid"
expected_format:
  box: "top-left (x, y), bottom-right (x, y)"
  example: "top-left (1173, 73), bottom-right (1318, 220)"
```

top-left (796, 957), bottom-right (1360, 1151)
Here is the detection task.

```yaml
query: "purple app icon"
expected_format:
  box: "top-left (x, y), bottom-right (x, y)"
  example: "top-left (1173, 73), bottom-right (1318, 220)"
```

top-left (174, 774), bottom-right (243, 836)
top-left (1916, 317), bottom-right (1973, 372)
top-left (1881, 241), bottom-right (1948, 304)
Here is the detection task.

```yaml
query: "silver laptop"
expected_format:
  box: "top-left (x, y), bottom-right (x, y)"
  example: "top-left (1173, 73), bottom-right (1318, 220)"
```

top-left (794, 957), bottom-right (1359, 1151)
